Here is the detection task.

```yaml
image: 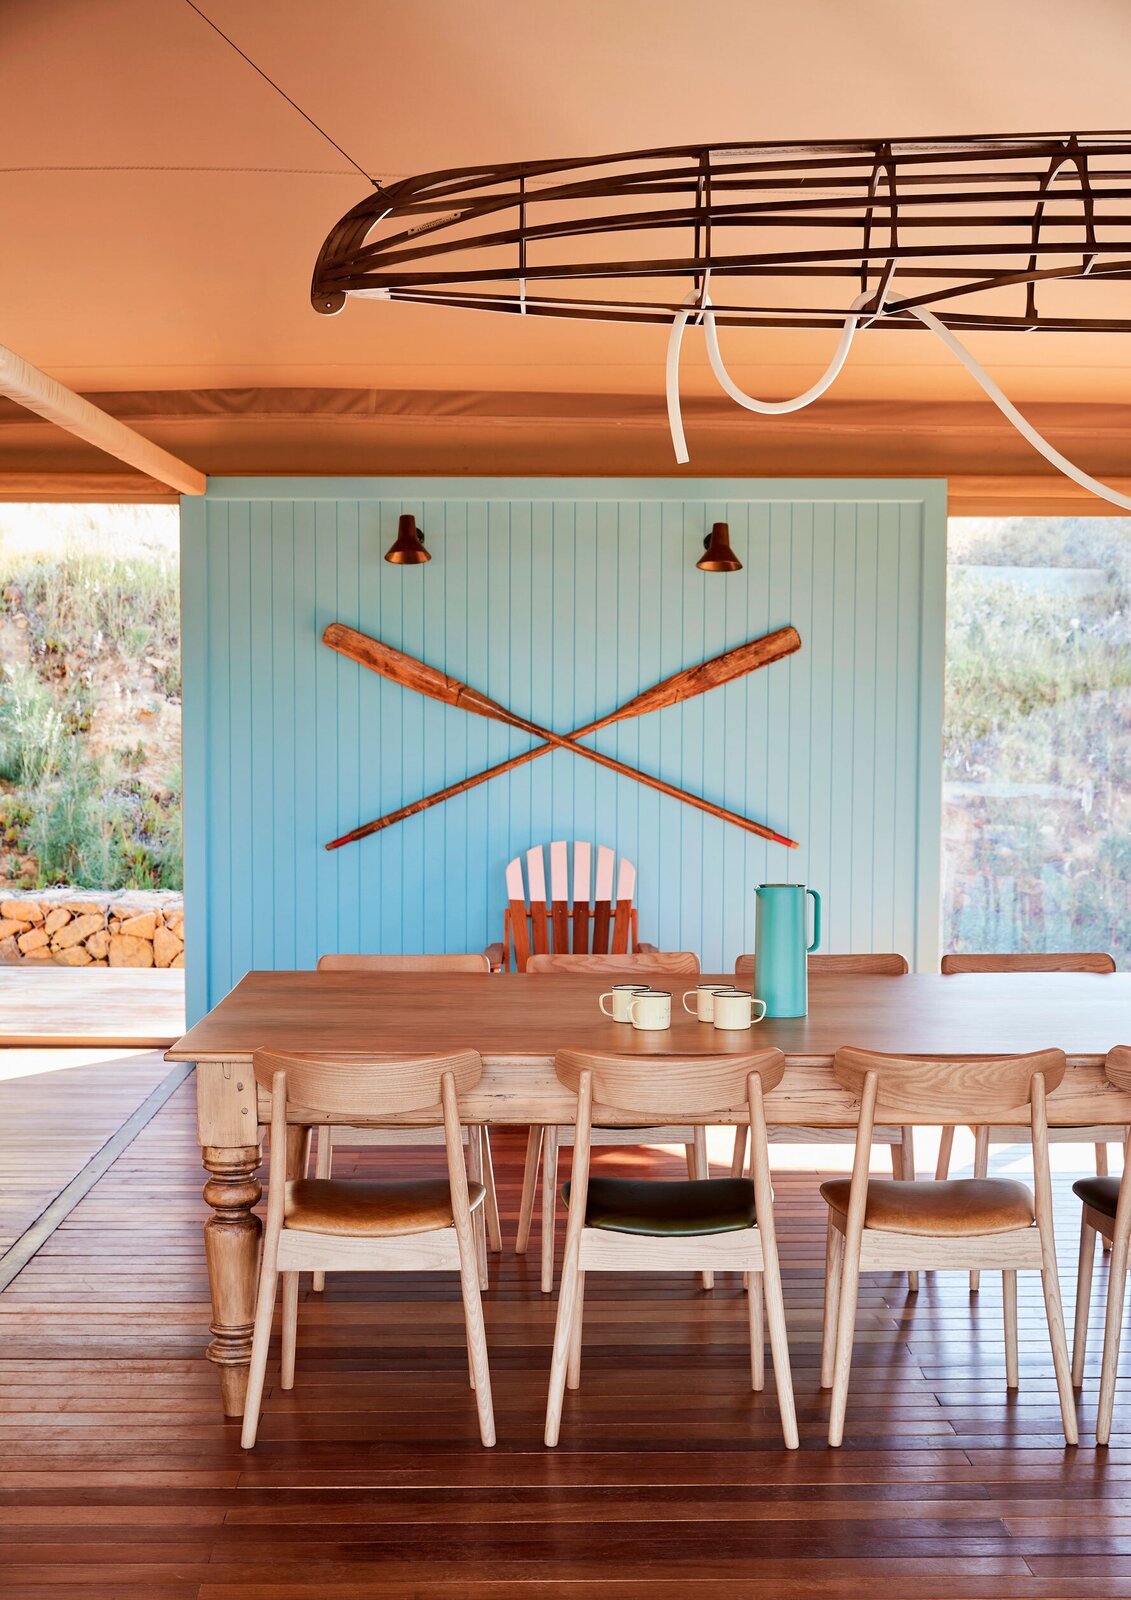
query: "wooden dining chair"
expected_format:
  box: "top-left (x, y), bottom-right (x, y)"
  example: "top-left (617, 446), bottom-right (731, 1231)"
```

top-left (732, 951), bottom-right (920, 1290)
top-left (513, 950), bottom-right (712, 1292)
top-left (485, 841), bottom-right (656, 972)
top-left (240, 1046), bottom-right (495, 1450)
top-left (938, 952), bottom-right (1120, 1290)
top-left (1070, 1045), bottom-right (1131, 1445)
top-left (819, 1044), bottom-right (1078, 1448)
top-left (312, 953), bottom-right (501, 1291)
top-left (544, 1046), bottom-right (798, 1449)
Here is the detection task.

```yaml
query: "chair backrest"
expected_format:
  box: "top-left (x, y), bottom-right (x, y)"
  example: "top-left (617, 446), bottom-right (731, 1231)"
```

top-left (832, 1044), bottom-right (1066, 1122)
top-left (941, 951), bottom-right (1116, 975)
top-left (526, 951), bottom-right (700, 975)
top-left (735, 952), bottom-right (908, 977)
top-left (505, 841), bottom-right (640, 970)
top-left (554, 1046), bottom-right (784, 1120)
top-left (252, 1047), bottom-right (483, 1119)
top-left (1103, 1045), bottom-right (1131, 1093)
top-left (317, 952), bottom-right (490, 972)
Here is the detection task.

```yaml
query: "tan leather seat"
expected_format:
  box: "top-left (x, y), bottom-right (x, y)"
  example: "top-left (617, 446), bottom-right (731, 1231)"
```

top-left (285, 1177), bottom-right (485, 1238)
top-left (820, 1177), bottom-right (1034, 1237)
top-left (1073, 1174), bottom-right (1121, 1219)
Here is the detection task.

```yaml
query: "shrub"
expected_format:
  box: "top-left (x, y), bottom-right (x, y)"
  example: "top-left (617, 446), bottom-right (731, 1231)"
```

top-left (0, 664), bottom-right (65, 787)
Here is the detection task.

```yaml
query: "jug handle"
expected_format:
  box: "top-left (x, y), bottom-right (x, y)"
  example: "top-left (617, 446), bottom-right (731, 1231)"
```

top-left (807, 888), bottom-right (822, 953)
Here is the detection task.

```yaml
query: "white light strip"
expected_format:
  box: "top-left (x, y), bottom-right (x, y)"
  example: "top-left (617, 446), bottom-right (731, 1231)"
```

top-left (906, 304), bottom-right (1131, 512)
top-left (668, 281), bottom-right (1131, 513)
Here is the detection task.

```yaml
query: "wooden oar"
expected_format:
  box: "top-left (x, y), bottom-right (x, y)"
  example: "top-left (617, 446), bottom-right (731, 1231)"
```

top-left (323, 623), bottom-right (800, 850)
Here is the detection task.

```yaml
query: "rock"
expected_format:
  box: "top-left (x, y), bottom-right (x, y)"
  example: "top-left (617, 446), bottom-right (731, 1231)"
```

top-left (0, 918), bottom-right (30, 939)
top-left (55, 945), bottom-right (93, 966)
top-left (107, 934), bottom-right (154, 968)
top-left (64, 898), bottom-right (103, 915)
top-left (152, 925), bottom-right (183, 968)
top-left (17, 927), bottom-right (49, 954)
top-left (24, 945), bottom-right (53, 959)
top-left (85, 929), bottom-right (109, 960)
top-left (165, 912), bottom-right (185, 936)
top-left (1, 899), bottom-right (43, 923)
top-left (44, 908), bottom-right (71, 936)
top-left (171, 951), bottom-right (185, 968)
top-left (52, 913), bottom-right (106, 950)
top-left (119, 912), bottom-right (157, 941)
top-left (0, 935), bottom-right (19, 961)
top-left (89, 958), bottom-right (109, 966)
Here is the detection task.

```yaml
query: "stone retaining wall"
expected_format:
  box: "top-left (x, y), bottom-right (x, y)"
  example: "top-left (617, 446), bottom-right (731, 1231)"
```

top-left (0, 889), bottom-right (184, 967)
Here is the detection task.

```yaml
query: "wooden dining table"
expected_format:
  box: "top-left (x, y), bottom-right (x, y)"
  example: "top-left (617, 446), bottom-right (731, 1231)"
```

top-left (168, 968), bottom-right (1131, 1416)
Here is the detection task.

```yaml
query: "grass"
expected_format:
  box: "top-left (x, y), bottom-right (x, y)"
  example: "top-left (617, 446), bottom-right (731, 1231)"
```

top-left (0, 514), bottom-right (182, 892)
top-left (944, 517), bottom-right (1131, 965)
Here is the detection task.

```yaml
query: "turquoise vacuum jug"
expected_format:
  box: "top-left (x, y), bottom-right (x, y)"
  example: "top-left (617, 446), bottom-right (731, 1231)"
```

top-left (753, 883), bottom-right (822, 1018)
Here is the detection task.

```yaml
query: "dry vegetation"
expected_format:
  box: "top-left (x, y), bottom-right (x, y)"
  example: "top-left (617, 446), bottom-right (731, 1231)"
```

top-left (0, 505), bottom-right (182, 892)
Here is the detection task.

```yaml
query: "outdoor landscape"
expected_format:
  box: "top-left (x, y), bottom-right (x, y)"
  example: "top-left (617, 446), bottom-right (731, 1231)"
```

top-left (0, 506), bottom-right (1125, 965)
top-left (0, 504), bottom-right (181, 896)
top-left (944, 516), bottom-right (1130, 965)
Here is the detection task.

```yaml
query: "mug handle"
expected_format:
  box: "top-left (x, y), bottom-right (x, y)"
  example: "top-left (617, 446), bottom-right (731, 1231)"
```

top-left (598, 991), bottom-right (615, 1017)
top-left (627, 998), bottom-right (642, 1026)
top-left (751, 998), bottom-right (767, 1022)
top-left (682, 990), bottom-right (700, 1014)
top-left (807, 888), bottom-right (822, 953)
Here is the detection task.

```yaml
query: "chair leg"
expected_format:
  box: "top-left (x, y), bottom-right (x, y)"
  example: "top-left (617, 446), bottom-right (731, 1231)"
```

top-left (935, 1125), bottom-right (955, 1181)
top-left (1096, 1145), bottom-right (1113, 1252)
top-left (730, 1125), bottom-right (748, 1178)
top-left (1039, 1258), bottom-right (1079, 1446)
top-left (899, 1127), bottom-right (919, 1293)
top-left (545, 1226), bottom-right (582, 1446)
top-left (748, 1271), bottom-right (764, 1391)
top-left (240, 1247), bottom-right (280, 1450)
top-left (280, 1272), bottom-right (299, 1391)
top-left (311, 1129), bottom-right (332, 1293)
top-left (970, 1127), bottom-right (990, 1293)
top-left (1072, 1217), bottom-right (1097, 1389)
top-left (466, 1127), bottom-right (489, 1292)
top-left (828, 1226), bottom-right (863, 1447)
top-left (1097, 1217), bottom-right (1131, 1445)
top-left (541, 1127), bottom-right (559, 1294)
top-left (760, 1231), bottom-right (800, 1450)
top-left (515, 1126), bottom-right (543, 1255)
top-left (481, 1130), bottom-right (502, 1253)
top-left (1003, 1269), bottom-right (1018, 1389)
top-left (689, 1128), bottom-right (714, 1291)
top-left (567, 1270), bottom-right (586, 1391)
top-left (820, 1218), bottom-right (844, 1389)
top-left (453, 1200), bottom-right (496, 1448)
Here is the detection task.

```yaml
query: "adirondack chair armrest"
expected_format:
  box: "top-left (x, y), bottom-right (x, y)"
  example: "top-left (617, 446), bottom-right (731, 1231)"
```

top-left (483, 942), bottom-right (507, 972)
top-left (638, 941), bottom-right (658, 954)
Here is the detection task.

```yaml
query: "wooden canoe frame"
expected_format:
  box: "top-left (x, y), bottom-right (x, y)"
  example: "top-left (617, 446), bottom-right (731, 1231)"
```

top-left (312, 133), bottom-right (1131, 333)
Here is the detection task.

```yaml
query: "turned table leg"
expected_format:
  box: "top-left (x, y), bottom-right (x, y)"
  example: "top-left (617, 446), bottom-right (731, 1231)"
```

top-left (202, 1143), bottom-right (263, 1417)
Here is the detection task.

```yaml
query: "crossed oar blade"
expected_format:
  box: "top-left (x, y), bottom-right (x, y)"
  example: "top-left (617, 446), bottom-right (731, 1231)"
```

top-left (323, 623), bottom-right (800, 850)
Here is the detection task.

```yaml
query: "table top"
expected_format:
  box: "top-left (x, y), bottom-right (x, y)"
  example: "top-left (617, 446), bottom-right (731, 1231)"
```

top-left (169, 968), bottom-right (1131, 1065)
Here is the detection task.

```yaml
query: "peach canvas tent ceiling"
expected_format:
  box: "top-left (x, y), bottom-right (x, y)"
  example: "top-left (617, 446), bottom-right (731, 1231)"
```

top-left (4, 0), bottom-right (1131, 508)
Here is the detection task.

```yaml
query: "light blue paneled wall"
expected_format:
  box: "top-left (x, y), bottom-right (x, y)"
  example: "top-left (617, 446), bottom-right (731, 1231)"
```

top-left (181, 478), bottom-right (946, 1020)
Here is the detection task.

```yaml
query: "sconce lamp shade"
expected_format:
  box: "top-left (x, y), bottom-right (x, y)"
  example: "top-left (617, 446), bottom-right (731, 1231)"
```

top-left (385, 514), bottom-right (431, 564)
top-left (697, 522), bottom-right (742, 572)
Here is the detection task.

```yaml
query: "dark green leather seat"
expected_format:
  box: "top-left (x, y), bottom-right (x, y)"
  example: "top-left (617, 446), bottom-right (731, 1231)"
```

top-left (1073, 1174), bottom-right (1121, 1218)
top-left (562, 1175), bottom-right (757, 1237)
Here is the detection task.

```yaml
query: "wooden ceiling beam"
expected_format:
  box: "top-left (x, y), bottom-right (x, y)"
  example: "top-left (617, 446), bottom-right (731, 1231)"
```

top-left (0, 340), bottom-right (206, 496)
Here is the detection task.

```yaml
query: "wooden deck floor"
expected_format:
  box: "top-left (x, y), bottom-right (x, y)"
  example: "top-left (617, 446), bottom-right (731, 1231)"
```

top-left (0, 967), bottom-right (185, 1046)
top-left (2, 1061), bottom-right (1131, 1597)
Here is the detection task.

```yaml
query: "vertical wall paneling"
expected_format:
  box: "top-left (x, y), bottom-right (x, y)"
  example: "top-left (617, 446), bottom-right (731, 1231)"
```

top-left (182, 478), bottom-right (946, 1018)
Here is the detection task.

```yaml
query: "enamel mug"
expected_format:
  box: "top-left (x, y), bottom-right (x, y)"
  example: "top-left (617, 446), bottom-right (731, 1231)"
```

top-left (599, 984), bottom-right (650, 1023)
top-left (712, 989), bottom-right (768, 1031)
top-left (628, 989), bottom-right (672, 1031)
top-left (682, 983), bottom-right (736, 1022)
